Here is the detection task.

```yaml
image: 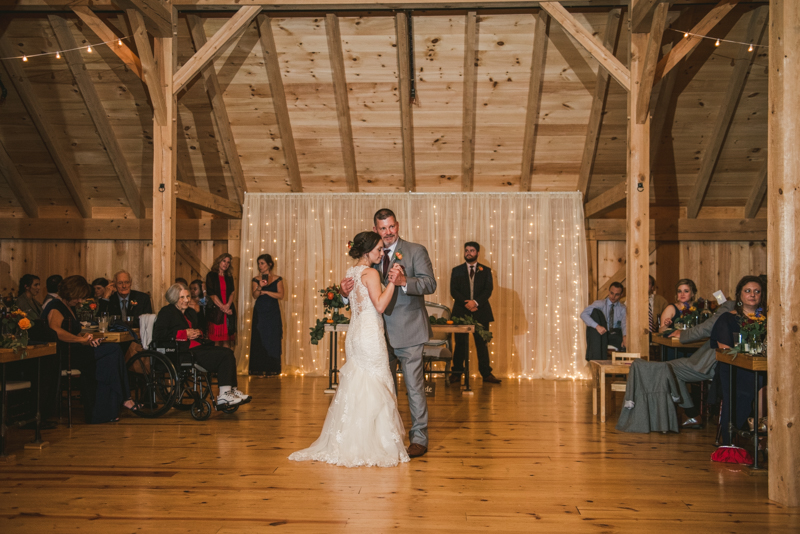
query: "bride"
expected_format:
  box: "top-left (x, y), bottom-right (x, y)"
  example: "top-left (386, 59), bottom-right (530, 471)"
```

top-left (289, 231), bottom-right (410, 467)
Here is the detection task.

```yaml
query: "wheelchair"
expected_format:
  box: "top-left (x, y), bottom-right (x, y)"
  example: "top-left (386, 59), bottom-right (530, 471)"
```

top-left (126, 341), bottom-right (239, 421)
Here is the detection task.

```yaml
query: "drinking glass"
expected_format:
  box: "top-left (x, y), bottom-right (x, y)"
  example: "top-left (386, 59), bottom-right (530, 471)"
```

top-left (98, 312), bottom-right (109, 333)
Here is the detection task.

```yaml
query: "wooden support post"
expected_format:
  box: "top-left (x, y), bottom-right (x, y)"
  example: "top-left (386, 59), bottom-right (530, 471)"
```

top-left (395, 12), bottom-right (416, 192)
top-left (519, 10), bottom-right (548, 192)
top-left (630, 0), bottom-right (665, 34)
top-left (152, 8), bottom-right (178, 310)
top-left (576, 8), bottom-right (622, 198)
top-left (0, 37), bottom-right (91, 218)
top-left (635, 2), bottom-right (669, 124)
top-left (49, 15), bottom-right (145, 219)
top-left (461, 11), bottom-right (478, 192)
top-left (626, 2), bottom-right (651, 355)
top-left (586, 225), bottom-right (598, 303)
top-left (257, 14), bottom-right (303, 192)
top-left (127, 8), bottom-right (167, 125)
top-left (0, 140), bottom-right (38, 218)
top-left (767, 0), bottom-right (800, 508)
top-left (687, 6), bottom-right (768, 218)
top-left (325, 14), bottom-right (359, 192)
top-left (187, 14), bottom-right (247, 204)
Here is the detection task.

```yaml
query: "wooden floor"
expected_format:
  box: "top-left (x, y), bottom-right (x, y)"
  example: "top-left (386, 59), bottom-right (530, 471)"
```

top-left (1, 376), bottom-right (798, 533)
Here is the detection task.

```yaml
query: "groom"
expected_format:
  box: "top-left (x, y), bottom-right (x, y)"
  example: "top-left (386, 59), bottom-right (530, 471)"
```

top-left (341, 208), bottom-right (437, 458)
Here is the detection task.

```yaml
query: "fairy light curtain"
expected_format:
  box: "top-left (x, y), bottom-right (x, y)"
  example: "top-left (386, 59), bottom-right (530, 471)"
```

top-left (235, 192), bottom-right (589, 380)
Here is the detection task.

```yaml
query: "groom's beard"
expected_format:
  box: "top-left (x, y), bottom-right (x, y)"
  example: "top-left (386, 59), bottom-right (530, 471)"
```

top-left (464, 253), bottom-right (477, 263)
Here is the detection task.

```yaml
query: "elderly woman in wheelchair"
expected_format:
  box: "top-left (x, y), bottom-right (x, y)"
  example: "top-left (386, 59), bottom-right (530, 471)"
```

top-left (153, 283), bottom-right (252, 409)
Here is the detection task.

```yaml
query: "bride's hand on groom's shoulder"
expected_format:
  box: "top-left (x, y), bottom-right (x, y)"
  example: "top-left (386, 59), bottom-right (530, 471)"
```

top-left (340, 277), bottom-right (354, 297)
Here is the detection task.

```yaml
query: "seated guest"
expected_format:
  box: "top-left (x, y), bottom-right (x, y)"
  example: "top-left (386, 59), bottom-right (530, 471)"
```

top-left (175, 277), bottom-right (189, 288)
top-left (15, 274), bottom-right (43, 320)
top-left (666, 297), bottom-right (736, 428)
top-left (99, 270), bottom-right (153, 323)
top-left (153, 284), bottom-right (251, 408)
top-left (659, 278), bottom-right (698, 332)
top-left (188, 279), bottom-right (207, 333)
top-left (91, 277), bottom-right (110, 300)
top-left (42, 274), bottom-right (62, 309)
top-left (711, 276), bottom-right (766, 445)
top-left (581, 282), bottom-right (626, 360)
top-left (42, 275), bottom-right (138, 423)
top-left (649, 275), bottom-right (668, 333)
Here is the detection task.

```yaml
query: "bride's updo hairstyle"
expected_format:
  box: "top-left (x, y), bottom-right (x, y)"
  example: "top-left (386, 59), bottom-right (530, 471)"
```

top-left (349, 231), bottom-right (382, 259)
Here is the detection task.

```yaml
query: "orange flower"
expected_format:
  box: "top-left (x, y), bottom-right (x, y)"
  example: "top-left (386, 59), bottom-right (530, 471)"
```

top-left (11, 309), bottom-right (26, 317)
top-left (326, 319), bottom-right (334, 324)
top-left (89, 303), bottom-right (97, 310)
top-left (327, 292), bottom-right (335, 300)
top-left (446, 320), bottom-right (454, 325)
top-left (395, 251), bottom-right (403, 260)
top-left (18, 318), bottom-right (31, 330)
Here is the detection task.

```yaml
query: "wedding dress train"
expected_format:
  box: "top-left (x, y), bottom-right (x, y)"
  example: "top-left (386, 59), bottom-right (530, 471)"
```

top-left (289, 265), bottom-right (410, 467)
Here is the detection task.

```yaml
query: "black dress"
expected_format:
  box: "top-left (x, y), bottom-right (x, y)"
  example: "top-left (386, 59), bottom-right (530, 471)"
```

top-left (249, 276), bottom-right (283, 376)
top-left (42, 299), bottom-right (130, 424)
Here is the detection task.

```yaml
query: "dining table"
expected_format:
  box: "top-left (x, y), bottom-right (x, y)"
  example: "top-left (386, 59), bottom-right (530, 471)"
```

top-left (651, 334), bottom-right (706, 361)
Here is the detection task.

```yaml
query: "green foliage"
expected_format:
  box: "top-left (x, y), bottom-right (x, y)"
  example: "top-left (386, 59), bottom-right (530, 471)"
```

top-left (429, 315), bottom-right (493, 344)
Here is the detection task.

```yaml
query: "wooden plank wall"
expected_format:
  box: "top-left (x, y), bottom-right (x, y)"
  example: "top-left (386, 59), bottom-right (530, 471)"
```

top-left (596, 240), bottom-right (767, 303)
top-left (0, 240), bottom-right (229, 300)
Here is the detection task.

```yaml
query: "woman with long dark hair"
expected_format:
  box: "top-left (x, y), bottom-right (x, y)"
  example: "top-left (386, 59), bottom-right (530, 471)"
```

top-left (206, 253), bottom-right (236, 348)
top-left (249, 254), bottom-right (284, 376)
top-left (15, 274), bottom-right (43, 320)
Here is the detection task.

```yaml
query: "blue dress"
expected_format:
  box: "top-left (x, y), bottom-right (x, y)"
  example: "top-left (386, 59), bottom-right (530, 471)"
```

top-left (249, 276), bottom-right (283, 375)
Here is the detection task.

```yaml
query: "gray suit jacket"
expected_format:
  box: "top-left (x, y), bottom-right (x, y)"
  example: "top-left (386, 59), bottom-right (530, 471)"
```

top-left (676, 300), bottom-right (735, 376)
top-left (373, 238), bottom-right (437, 349)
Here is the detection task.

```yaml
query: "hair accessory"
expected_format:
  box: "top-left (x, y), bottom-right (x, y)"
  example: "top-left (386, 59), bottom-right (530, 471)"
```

top-left (347, 240), bottom-right (354, 249)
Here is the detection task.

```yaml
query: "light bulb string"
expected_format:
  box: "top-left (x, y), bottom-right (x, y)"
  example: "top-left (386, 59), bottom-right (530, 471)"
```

top-left (0, 35), bottom-right (131, 61)
top-left (667, 27), bottom-right (767, 49)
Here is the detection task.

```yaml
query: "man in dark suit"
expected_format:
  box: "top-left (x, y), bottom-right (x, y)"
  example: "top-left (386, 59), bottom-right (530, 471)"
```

top-left (449, 242), bottom-right (501, 385)
top-left (99, 270), bottom-right (153, 324)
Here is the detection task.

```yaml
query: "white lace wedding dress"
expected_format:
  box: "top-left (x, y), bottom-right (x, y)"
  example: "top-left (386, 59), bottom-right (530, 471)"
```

top-left (289, 265), bottom-right (410, 467)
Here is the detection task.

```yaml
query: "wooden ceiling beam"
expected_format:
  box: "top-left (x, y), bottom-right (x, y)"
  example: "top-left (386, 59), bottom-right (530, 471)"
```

top-left (686, 6), bottom-right (768, 219)
top-left (186, 14), bottom-right (247, 204)
top-left (395, 12), bottom-right (416, 192)
top-left (576, 7), bottom-right (621, 198)
top-left (635, 2), bottom-right (669, 124)
top-left (325, 13), bottom-right (359, 192)
top-left (174, 180), bottom-right (242, 219)
top-left (0, 218), bottom-right (238, 241)
top-left (127, 8), bottom-right (168, 126)
top-left (539, 2), bottom-right (631, 91)
top-left (0, 140), bottom-right (39, 218)
top-left (588, 217), bottom-right (767, 241)
top-left (519, 10), bottom-right (549, 192)
top-left (0, 37), bottom-right (91, 218)
top-left (652, 0), bottom-right (739, 85)
top-left (173, 6), bottom-right (261, 95)
top-left (649, 55), bottom-right (678, 168)
top-left (744, 158), bottom-right (768, 219)
top-left (256, 14), bottom-right (303, 192)
top-left (49, 14), bottom-right (146, 219)
top-left (631, 0), bottom-right (669, 34)
top-left (461, 11), bottom-right (478, 192)
top-left (113, 0), bottom-right (173, 37)
top-left (71, 6), bottom-right (143, 79)
top-left (584, 182), bottom-right (626, 219)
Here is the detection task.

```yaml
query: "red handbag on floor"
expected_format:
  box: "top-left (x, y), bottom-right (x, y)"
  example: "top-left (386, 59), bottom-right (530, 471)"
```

top-left (711, 445), bottom-right (753, 465)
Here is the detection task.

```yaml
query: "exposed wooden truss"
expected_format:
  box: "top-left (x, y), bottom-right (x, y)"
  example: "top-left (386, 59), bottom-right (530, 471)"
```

top-left (114, 0), bottom-right (173, 37)
top-left (325, 13), bottom-right (359, 193)
top-left (395, 12), bottom-right (416, 192)
top-left (686, 5), bottom-right (768, 218)
top-left (174, 180), bottom-right (242, 218)
top-left (127, 8), bottom-right (168, 126)
top-left (71, 7), bottom-right (143, 79)
top-left (461, 11), bottom-right (478, 192)
top-left (576, 8), bottom-right (622, 198)
top-left (744, 159), bottom-right (768, 219)
top-left (539, 1), bottom-right (631, 91)
top-left (635, 2), bottom-right (669, 124)
top-left (49, 14), bottom-right (146, 219)
top-left (0, 139), bottom-right (38, 218)
top-left (589, 218), bottom-right (767, 241)
top-left (596, 242), bottom-right (657, 300)
top-left (631, 0), bottom-right (669, 33)
top-left (519, 10), bottom-right (549, 192)
top-left (584, 182), bottom-right (626, 219)
top-left (178, 242), bottom-right (211, 275)
top-left (256, 14), bottom-right (303, 192)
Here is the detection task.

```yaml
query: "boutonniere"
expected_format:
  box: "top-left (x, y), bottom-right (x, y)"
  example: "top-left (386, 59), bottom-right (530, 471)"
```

top-left (394, 250), bottom-right (403, 261)
top-left (130, 300), bottom-right (138, 307)
top-left (478, 266), bottom-right (484, 272)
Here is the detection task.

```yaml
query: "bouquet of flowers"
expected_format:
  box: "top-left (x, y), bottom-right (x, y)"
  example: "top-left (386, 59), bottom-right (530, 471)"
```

top-left (673, 298), bottom-right (708, 328)
top-left (429, 315), bottom-right (493, 344)
top-left (1, 307), bottom-right (32, 356)
top-left (309, 285), bottom-right (351, 345)
top-left (76, 298), bottom-right (98, 321)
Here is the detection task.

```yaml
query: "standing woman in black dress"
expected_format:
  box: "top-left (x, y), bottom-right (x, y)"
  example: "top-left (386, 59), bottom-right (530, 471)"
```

top-left (249, 254), bottom-right (284, 376)
top-left (206, 253), bottom-right (236, 349)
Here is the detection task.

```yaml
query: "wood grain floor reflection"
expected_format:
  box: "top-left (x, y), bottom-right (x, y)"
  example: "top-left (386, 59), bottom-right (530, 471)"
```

top-left (1, 376), bottom-right (797, 533)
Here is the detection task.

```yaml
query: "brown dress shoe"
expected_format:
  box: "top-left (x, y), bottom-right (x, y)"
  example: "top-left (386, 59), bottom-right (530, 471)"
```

top-left (407, 443), bottom-right (427, 458)
top-left (483, 374), bottom-right (502, 384)
top-left (448, 373), bottom-right (462, 385)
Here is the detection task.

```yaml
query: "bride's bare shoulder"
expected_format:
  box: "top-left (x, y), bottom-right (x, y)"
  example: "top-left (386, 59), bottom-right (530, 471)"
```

top-left (360, 267), bottom-right (379, 282)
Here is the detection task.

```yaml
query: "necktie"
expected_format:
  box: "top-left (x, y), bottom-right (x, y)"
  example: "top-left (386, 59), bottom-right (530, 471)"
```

top-left (469, 265), bottom-right (475, 279)
top-left (383, 249), bottom-right (391, 278)
top-left (121, 298), bottom-right (128, 321)
top-left (649, 297), bottom-right (655, 333)
top-left (608, 303), bottom-right (615, 331)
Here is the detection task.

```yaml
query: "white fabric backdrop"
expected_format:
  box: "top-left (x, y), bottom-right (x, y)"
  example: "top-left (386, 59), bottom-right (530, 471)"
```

top-left (235, 193), bottom-right (589, 380)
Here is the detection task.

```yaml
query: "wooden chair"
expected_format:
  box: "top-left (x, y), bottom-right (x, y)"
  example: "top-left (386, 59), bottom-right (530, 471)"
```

top-left (610, 352), bottom-right (642, 393)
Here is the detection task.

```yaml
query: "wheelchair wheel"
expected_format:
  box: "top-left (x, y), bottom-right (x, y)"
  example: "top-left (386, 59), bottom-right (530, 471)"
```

top-left (191, 399), bottom-right (212, 421)
top-left (221, 404), bottom-right (240, 415)
top-left (127, 350), bottom-right (179, 418)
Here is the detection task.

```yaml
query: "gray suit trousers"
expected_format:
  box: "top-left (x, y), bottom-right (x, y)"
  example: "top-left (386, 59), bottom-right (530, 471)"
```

top-left (389, 343), bottom-right (429, 447)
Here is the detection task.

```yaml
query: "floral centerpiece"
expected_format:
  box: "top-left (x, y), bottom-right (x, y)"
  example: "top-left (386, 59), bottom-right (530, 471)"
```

top-left (76, 298), bottom-right (98, 322)
top-left (309, 284), bottom-right (351, 345)
top-left (727, 308), bottom-right (767, 356)
top-left (429, 315), bottom-right (493, 344)
top-left (1, 307), bottom-right (33, 357)
top-left (673, 298), bottom-right (708, 329)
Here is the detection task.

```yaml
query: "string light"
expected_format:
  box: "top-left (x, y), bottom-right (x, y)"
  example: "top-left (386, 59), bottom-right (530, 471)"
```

top-left (715, 39), bottom-right (720, 47)
top-left (0, 35), bottom-right (132, 61)
top-left (669, 27), bottom-right (764, 51)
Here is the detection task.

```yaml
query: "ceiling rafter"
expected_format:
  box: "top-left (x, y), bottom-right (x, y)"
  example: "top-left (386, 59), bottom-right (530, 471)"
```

top-left (519, 10), bottom-right (549, 192)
